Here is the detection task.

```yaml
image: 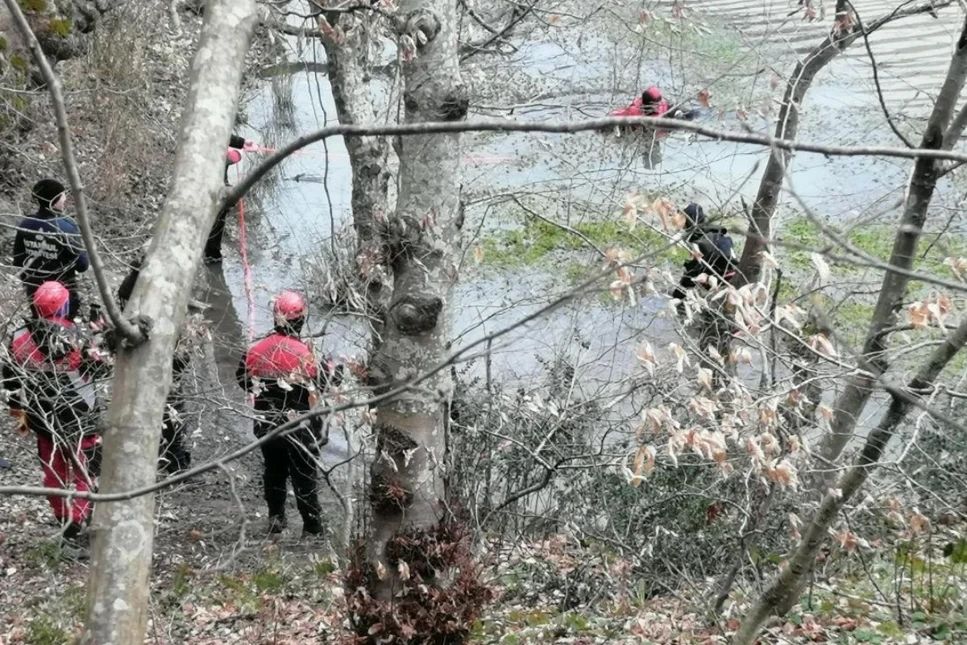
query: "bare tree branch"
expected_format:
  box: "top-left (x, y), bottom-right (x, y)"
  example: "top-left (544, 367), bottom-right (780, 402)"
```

top-left (2, 0), bottom-right (145, 344)
top-left (813, 12), bottom-right (967, 492)
top-left (735, 313), bottom-right (967, 644)
top-left (735, 0), bottom-right (955, 286)
top-left (846, 0), bottom-right (915, 148)
top-left (222, 114), bottom-right (967, 211)
top-left (460, 0), bottom-right (537, 59)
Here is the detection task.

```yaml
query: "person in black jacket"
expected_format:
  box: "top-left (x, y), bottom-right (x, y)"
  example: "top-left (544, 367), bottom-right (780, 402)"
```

top-left (671, 203), bottom-right (737, 316)
top-left (13, 179), bottom-right (90, 319)
top-left (205, 134), bottom-right (254, 264)
top-left (237, 290), bottom-right (342, 536)
top-left (116, 260), bottom-right (192, 474)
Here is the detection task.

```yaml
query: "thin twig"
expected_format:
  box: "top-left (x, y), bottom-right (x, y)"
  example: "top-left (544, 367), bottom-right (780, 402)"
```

top-left (224, 114), bottom-right (967, 211)
top-left (0, 246), bottom-right (666, 503)
top-left (846, 0), bottom-right (915, 148)
top-left (2, 0), bottom-right (144, 344)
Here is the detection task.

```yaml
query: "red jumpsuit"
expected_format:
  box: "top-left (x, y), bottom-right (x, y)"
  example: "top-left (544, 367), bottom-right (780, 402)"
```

top-left (2, 317), bottom-right (103, 526)
top-left (609, 91), bottom-right (672, 139)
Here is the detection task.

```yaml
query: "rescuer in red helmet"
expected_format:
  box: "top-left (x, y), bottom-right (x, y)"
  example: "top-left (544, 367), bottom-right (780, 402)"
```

top-left (610, 85), bottom-right (671, 119)
top-left (1, 281), bottom-right (110, 559)
top-left (237, 290), bottom-right (343, 536)
top-left (204, 145), bottom-right (245, 264)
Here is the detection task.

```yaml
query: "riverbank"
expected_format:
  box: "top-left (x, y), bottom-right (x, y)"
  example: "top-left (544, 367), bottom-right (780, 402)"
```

top-left (3, 525), bottom-right (965, 644)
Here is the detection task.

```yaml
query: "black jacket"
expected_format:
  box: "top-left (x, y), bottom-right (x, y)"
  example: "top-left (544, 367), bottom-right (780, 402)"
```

top-left (673, 224), bottom-right (736, 299)
top-left (13, 207), bottom-right (89, 289)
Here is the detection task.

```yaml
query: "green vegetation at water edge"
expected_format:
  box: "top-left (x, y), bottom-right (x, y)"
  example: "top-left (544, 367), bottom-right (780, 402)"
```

top-left (779, 217), bottom-right (967, 278)
top-left (479, 217), bottom-right (690, 269)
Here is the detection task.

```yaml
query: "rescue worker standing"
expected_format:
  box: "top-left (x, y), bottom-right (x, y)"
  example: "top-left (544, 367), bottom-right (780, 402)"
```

top-left (13, 179), bottom-right (89, 319)
top-left (117, 260), bottom-right (192, 473)
top-left (205, 134), bottom-right (254, 264)
top-left (671, 203), bottom-right (737, 313)
top-left (237, 291), bottom-right (341, 536)
top-left (2, 281), bottom-right (109, 558)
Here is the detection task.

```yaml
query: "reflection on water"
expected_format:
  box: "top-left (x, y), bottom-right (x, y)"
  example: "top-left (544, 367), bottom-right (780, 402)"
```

top-left (198, 0), bottom-right (963, 462)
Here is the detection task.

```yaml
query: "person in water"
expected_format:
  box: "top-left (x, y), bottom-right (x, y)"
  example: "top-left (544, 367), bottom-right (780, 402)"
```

top-left (670, 203), bottom-right (738, 316)
top-left (205, 134), bottom-right (256, 264)
top-left (610, 86), bottom-right (671, 119)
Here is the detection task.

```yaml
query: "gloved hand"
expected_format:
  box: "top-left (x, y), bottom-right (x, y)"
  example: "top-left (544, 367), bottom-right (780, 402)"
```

top-left (243, 140), bottom-right (258, 152)
top-left (9, 409), bottom-right (28, 437)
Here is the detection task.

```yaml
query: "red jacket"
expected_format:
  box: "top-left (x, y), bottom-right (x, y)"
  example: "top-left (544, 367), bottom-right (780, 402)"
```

top-left (609, 95), bottom-right (671, 119)
top-left (2, 318), bottom-right (103, 438)
top-left (237, 332), bottom-right (338, 436)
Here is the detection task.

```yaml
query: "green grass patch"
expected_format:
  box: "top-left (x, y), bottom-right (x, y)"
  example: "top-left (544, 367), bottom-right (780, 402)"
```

top-left (214, 564), bottom-right (289, 611)
top-left (780, 216), bottom-right (967, 281)
top-left (480, 217), bottom-right (689, 269)
top-left (61, 585), bottom-right (86, 622)
top-left (252, 566), bottom-right (286, 594)
top-left (313, 558), bottom-right (337, 578)
top-left (171, 562), bottom-right (193, 600)
top-left (25, 541), bottom-right (62, 570)
top-left (25, 615), bottom-right (70, 645)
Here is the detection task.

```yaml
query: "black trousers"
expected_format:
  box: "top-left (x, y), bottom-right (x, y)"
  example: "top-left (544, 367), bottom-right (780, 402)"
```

top-left (160, 401), bottom-right (191, 474)
top-left (205, 206), bottom-right (231, 261)
top-left (258, 427), bottom-right (321, 524)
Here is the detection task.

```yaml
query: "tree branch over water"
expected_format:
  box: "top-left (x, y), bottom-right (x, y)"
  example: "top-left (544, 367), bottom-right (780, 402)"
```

top-left (222, 113), bottom-right (967, 210)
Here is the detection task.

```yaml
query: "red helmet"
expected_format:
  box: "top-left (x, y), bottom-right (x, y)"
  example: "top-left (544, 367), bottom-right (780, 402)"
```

top-left (273, 290), bottom-right (307, 325)
top-left (33, 281), bottom-right (70, 319)
top-left (643, 86), bottom-right (663, 101)
top-left (226, 148), bottom-right (242, 165)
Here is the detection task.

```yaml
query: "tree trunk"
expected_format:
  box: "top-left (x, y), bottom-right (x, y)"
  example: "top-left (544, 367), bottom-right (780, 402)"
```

top-left (733, 313), bottom-right (967, 645)
top-left (735, 0), bottom-right (956, 286)
top-left (81, 2), bottom-right (256, 644)
top-left (318, 5), bottom-right (392, 331)
top-left (367, 0), bottom-right (466, 600)
top-left (813, 15), bottom-right (967, 492)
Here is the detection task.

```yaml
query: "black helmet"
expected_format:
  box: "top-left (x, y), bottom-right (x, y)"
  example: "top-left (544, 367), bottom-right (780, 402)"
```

top-left (32, 178), bottom-right (66, 210)
top-left (682, 203), bottom-right (706, 229)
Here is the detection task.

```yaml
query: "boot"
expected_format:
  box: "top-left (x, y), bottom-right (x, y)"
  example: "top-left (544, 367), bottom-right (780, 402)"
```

top-left (61, 524), bottom-right (90, 561)
top-left (301, 518), bottom-right (325, 539)
top-left (267, 514), bottom-right (287, 535)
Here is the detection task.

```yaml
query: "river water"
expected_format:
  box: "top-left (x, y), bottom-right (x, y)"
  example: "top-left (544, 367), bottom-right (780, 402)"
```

top-left (200, 0), bottom-right (967, 466)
